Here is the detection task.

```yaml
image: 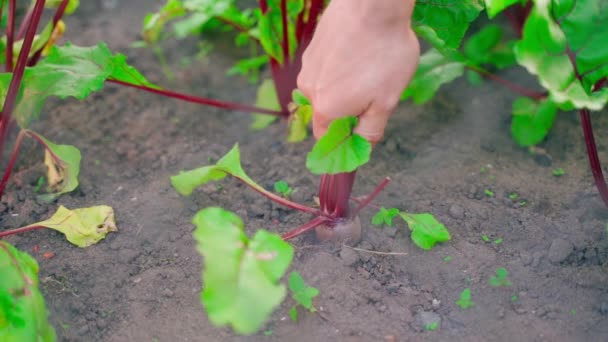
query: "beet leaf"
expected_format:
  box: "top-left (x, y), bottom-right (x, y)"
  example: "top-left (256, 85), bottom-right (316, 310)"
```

top-left (483, 0), bottom-right (525, 19)
top-left (251, 78), bottom-right (280, 129)
top-left (305, 116), bottom-right (372, 175)
top-left (0, 242), bottom-right (55, 342)
top-left (399, 212), bottom-right (451, 250)
top-left (510, 97), bottom-right (558, 146)
top-left (192, 207), bottom-right (294, 335)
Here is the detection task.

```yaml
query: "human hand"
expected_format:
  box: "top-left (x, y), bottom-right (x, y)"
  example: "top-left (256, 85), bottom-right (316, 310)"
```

top-left (297, 0), bottom-right (419, 144)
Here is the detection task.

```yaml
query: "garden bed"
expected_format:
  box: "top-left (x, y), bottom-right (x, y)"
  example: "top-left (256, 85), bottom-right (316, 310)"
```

top-left (3, 0), bottom-right (608, 341)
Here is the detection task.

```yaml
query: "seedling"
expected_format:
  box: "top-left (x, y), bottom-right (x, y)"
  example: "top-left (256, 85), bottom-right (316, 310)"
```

top-left (371, 207), bottom-right (400, 227)
top-left (508, 193), bottom-right (519, 200)
top-left (456, 288), bottom-right (475, 309)
top-left (425, 321), bottom-right (439, 331)
top-left (482, 234), bottom-right (491, 242)
top-left (570, 309), bottom-right (577, 316)
top-left (511, 295), bottom-right (519, 302)
top-left (552, 168), bottom-right (565, 177)
top-left (274, 180), bottom-right (293, 198)
top-left (443, 256), bottom-right (453, 263)
top-left (288, 271), bottom-right (319, 322)
top-left (494, 238), bottom-right (503, 245)
top-left (401, 0), bottom-right (608, 210)
top-left (488, 267), bottom-right (512, 287)
top-left (484, 189), bottom-right (495, 197)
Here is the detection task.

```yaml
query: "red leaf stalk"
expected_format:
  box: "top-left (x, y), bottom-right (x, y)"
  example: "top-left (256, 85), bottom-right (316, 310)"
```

top-left (319, 171), bottom-right (356, 218)
top-left (28, 0), bottom-right (71, 66)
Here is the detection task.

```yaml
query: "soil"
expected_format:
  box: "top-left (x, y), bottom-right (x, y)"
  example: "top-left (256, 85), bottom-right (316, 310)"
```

top-left (2, 1), bottom-right (608, 341)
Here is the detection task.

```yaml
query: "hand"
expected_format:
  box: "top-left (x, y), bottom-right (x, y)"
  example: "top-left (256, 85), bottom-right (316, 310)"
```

top-left (297, 0), bottom-right (420, 143)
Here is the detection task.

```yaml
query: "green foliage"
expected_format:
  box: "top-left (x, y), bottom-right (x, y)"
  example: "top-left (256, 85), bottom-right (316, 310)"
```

top-left (227, 55), bottom-right (269, 83)
top-left (305, 116), bottom-right (372, 175)
top-left (17, 205), bottom-right (117, 248)
top-left (371, 207), bottom-right (400, 226)
top-left (413, 0), bottom-right (484, 51)
top-left (0, 42), bottom-right (156, 128)
top-left (288, 271), bottom-right (319, 322)
top-left (514, 0), bottom-right (608, 111)
top-left (0, 242), bottom-right (56, 342)
top-left (251, 78), bottom-right (280, 130)
top-left (399, 213), bottom-right (451, 250)
top-left (484, 0), bottom-right (525, 19)
top-left (456, 288), bottom-right (475, 309)
top-left (552, 168), bottom-right (565, 177)
top-left (32, 133), bottom-right (81, 202)
top-left (192, 207), bottom-right (294, 335)
top-left (287, 89), bottom-right (312, 143)
top-left (488, 267), bottom-right (512, 287)
top-left (274, 180), bottom-right (292, 197)
top-left (171, 143), bottom-right (271, 196)
top-left (463, 24), bottom-right (516, 69)
top-left (511, 97), bottom-right (558, 146)
top-left (401, 48), bottom-right (465, 104)
top-left (425, 321), bottom-right (439, 331)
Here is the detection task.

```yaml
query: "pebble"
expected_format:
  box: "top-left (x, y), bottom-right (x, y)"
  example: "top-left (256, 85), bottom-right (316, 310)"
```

top-left (339, 247), bottom-right (360, 266)
top-left (448, 204), bottom-right (465, 219)
top-left (548, 238), bottom-right (574, 264)
top-left (414, 311), bottom-right (441, 330)
top-left (161, 288), bottom-right (174, 298)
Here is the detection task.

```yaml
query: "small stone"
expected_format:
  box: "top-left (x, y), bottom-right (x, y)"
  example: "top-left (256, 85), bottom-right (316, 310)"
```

top-left (414, 311), bottom-right (441, 330)
top-left (77, 324), bottom-right (90, 336)
top-left (448, 204), bottom-right (465, 219)
top-left (161, 288), bottom-right (174, 298)
top-left (548, 238), bottom-right (574, 264)
top-left (339, 247), bottom-right (360, 266)
top-left (96, 319), bottom-right (107, 329)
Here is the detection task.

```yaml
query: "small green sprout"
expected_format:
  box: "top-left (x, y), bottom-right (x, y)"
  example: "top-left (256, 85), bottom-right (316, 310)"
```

top-left (33, 176), bottom-right (45, 193)
top-left (425, 321), bottom-right (439, 331)
top-left (443, 256), bottom-right (453, 262)
top-left (552, 168), bottom-right (565, 177)
top-left (372, 207), bottom-right (400, 226)
top-left (482, 234), bottom-right (490, 242)
top-left (456, 288), bottom-right (475, 309)
top-left (511, 295), bottom-right (518, 302)
top-left (488, 267), bottom-right (512, 287)
top-left (494, 238), bottom-right (503, 245)
top-left (484, 189), bottom-right (494, 197)
top-left (517, 200), bottom-right (528, 207)
top-left (569, 309), bottom-right (577, 315)
top-left (508, 193), bottom-right (518, 200)
top-left (288, 272), bottom-right (319, 322)
top-left (274, 180), bottom-right (293, 198)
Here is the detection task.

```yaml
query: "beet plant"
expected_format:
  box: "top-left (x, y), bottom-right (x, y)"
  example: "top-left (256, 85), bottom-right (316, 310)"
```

top-left (401, 0), bottom-right (608, 207)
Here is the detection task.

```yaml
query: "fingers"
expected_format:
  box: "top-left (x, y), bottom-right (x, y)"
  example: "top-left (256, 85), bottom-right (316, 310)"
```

top-left (354, 102), bottom-right (394, 144)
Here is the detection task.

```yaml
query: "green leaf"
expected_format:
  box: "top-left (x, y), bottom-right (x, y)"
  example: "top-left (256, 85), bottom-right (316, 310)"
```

top-left (288, 272), bottom-right (319, 311)
top-left (484, 0), bottom-right (523, 19)
top-left (33, 133), bottom-right (81, 202)
top-left (292, 89), bottom-right (310, 106)
top-left (514, 1), bottom-right (608, 111)
top-left (488, 267), bottom-right (512, 287)
top-left (456, 288), bottom-right (475, 309)
top-left (226, 55), bottom-right (269, 83)
top-left (305, 116), bottom-right (372, 175)
top-left (17, 205), bottom-right (117, 248)
top-left (399, 213), bottom-right (451, 250)
top-left (0, 242), bottom-right (56, 342)
top-left (511, 97), bottom-right (558, 146)
top-left (466, 70), bottom-right (484, 86)
top-left (371, 207), bottom-right (400, 226)
top-left (1, 42), bottom-right (157, 128)
top-left (193, 207), bottom-right (294, 335)
top-left (289, 306), bottom-right (298, 322)
top-left (274, 180), bottom-right (292, 197)
top-left (287, 103), bottom-right (312, 143)
top-left (413, 0), bottom-right (484, 50)
top-left (257, 10), bottom-right (283, 64)
top-left (142, 0), bottom-right (187, 43)
top-left (464, 24), bottom-right (516, 69)
top-left (46, 0), bottom-right (80, 15)
top-left (171, 143), bottom-right (266, 196)
top-left (173, 0), bottom-right (233, 39)
top-left (251, 78), bottom-right (280, 130)
top-left (401, 48), bottom-right (465, 104)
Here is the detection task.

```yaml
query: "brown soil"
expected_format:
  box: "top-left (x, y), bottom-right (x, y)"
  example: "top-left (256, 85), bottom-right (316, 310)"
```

top-left (3, 1), bottom-right (608, 341)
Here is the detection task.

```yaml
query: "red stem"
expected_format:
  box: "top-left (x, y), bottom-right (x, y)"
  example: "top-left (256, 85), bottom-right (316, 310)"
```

top-left (579, 109), bottom-right (608, 208)
top-left (466, 65), bottom-right (546, 99)
top-left (5, 0), bottom-right (15, 72)
top-left (1, 0), bottom-right (46, 126)
top-left (28, 0), bottom-right (70, 66)
top-left (0, 129), bottom-right (26, 198)
top-left (16, 5), bottom-right (34, 40)
top-left (231, 175), bottom-right (323, 216)
top-left (281, 216), bottom-right (327, 241)
top-left (319, 172), bottom-right (357, 218)
top-left (351, 177), bottom-right (391, 217)
top-left (216, 15), bottom-right (260, 43)
top-left (280, 0), bottom-right (289, 62)
top-left (0, 225), bottom-right (46, 238)
top-left (107, 79), bottom-right (285, 116)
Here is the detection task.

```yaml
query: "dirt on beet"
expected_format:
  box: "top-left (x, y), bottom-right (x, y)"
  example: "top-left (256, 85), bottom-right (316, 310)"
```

top-left (2, 1), bottom-right (608, 341)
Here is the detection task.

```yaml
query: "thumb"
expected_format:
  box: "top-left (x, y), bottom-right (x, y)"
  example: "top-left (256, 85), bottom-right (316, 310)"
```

top-left (311, 110), bottom-right (333, 140)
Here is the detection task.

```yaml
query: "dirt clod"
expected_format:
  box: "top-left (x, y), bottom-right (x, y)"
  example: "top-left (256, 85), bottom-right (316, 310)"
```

top-left (548, 238), bottom-right (574, 264)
